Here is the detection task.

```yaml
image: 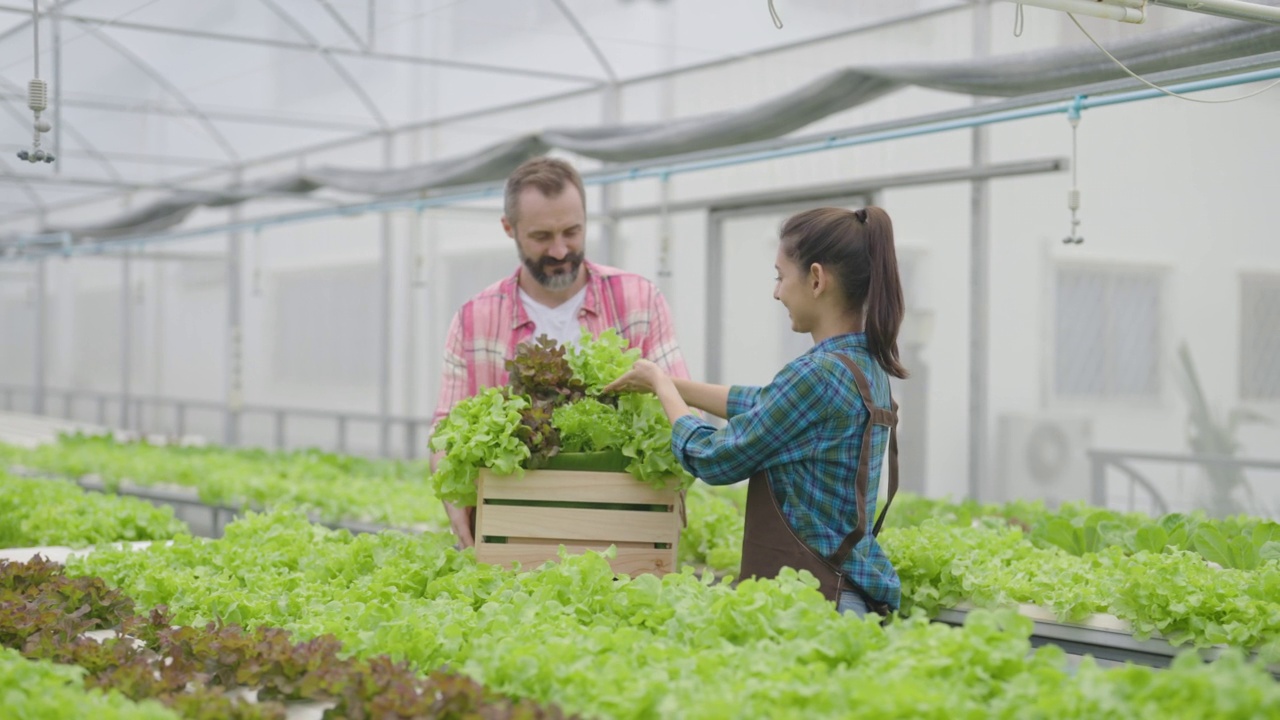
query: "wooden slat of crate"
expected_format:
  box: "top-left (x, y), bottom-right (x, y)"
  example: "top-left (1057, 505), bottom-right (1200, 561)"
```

top-left (475, 469), bottom-right (681, 577)
top-left (480, 504), bottom-right (677, 544)
top-left (480, 469), bottom-right (674, 505)
top-left (476, 542), bottom-right (676, 576)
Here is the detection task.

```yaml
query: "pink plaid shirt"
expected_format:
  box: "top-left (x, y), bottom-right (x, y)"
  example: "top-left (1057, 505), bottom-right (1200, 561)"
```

top-left (431, 261), bottom-right (689, 433)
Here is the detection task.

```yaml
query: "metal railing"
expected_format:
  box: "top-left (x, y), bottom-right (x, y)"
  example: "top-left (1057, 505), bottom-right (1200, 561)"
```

top-left (1088, 449), bottom-right (1280, 517)
top-left (0, 383), bottom-right (434, 459)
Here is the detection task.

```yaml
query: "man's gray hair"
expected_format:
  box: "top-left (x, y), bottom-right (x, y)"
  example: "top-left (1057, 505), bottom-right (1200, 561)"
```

top-left (503, 157), bottom-right (586, 227)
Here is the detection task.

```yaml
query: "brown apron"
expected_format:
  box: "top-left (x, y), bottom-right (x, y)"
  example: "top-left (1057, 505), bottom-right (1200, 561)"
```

top-left (739, 353), bottom-right (899, 614)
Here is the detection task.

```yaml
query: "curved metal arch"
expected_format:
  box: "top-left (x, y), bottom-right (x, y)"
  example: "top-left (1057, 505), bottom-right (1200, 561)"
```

top-left (549, 0), bottom-right (617, 84)
top-left (315, 0), bottom-right (366, 50)
top-left (0, 0), bottom-right (87, 44)
top-left (0, 76), bottom-right (123, 183)
top-left (0, 155), bottom-right (47, 214)
top-left (0, 8), bottom-right (606, 85)
top-left (70, 19), bottom-right (240, 163)
top-left (258, 0), bottom-right (389, 130)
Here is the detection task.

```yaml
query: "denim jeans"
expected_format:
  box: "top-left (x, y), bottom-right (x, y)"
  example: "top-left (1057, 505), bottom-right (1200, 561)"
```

top-left (836, 590), bottom-right (868, 618)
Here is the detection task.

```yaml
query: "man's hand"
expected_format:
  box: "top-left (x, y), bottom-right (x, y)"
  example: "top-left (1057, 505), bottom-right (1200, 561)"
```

top-left (444, 500), bottom-right (476, 549)
top-left (602, 359), bottom-right (666, 395)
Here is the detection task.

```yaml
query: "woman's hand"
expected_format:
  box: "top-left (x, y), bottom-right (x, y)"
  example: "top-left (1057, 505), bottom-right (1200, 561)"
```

top-left (607, 359), bottom-right (695, 425)
top-left (602, 359), bottom-right (668, 395)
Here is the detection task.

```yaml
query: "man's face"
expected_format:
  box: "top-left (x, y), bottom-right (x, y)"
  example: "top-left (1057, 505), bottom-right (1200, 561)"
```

top-left (503, 185), bottom-right (586, 292)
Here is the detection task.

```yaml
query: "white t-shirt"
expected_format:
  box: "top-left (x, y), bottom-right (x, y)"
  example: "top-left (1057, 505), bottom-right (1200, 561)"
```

top-left (519, 285), bottom-right (588, 347)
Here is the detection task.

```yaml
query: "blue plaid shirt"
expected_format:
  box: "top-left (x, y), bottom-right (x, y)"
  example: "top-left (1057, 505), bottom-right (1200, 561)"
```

top-left (671, 333), bottom-right (901, 608)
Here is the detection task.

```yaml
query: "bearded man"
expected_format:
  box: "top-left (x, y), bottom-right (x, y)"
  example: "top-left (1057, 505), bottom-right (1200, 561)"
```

top-left (429, 156), bottom-right (689, 547)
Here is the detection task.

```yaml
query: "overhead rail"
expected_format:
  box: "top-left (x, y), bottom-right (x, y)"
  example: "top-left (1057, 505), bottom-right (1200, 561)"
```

top-left (1152, 0), bottom-right (1280, 25)
top-left (1004, 0), bottom-right (1147, 24)
top-left (1004, 0), bottom-right (1280, 25)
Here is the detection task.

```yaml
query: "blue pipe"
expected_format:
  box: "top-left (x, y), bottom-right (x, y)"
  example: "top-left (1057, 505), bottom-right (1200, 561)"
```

top-left (11, 65), bottom-right (1280, 259)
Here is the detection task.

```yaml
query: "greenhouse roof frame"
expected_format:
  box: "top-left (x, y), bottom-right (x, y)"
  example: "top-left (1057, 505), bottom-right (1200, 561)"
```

top-left (3, 49), bottom-right (1277, 261)
top-left (0, 0), bottom-right (974, 219)
top-left (0, 0), bottom-right (1276, 233)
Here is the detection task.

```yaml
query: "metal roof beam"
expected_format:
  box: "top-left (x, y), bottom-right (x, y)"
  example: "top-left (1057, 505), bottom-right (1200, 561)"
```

top-left (0, 83), bottom-right (603, 222)
top-left (0, 90), bottom-right (375, 132)
top-left (0, 171), bottom-right (209, 190)
top-left (0, 3), bottom-right (979, 223)
top-left (1152, 0), bottom-right (1280, 25)
top-left (0, 144), bottom-right (224, 168)
top-left (258, 0), bottom-right (388, 129)
top-left (2, 1), bottom-right (967, 207)
top-left (71, 19), bottom-right (240, 162)
top-left (315, 0), bottom-right (367, 49)
top-left (0, 0), bottom-right (83, 43)
top-left (0, 155), bottom-right (45, 212)
top-left (80, 250), bottom-right (226, 262)
top-left (8, 56), bottom-right (1280, 247)
top-left (549, 0), bottom-right (618, 84)
top-left (0, 4), bottom-right (604, 85)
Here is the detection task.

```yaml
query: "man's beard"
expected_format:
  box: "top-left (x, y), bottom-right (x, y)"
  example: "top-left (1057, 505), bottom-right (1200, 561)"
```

top-left (522, 251), bottom-right (584, 291)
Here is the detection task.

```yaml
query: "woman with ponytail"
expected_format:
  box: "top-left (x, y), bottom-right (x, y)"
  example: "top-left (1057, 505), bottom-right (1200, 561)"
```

top-left (604, 206), bottom-right (906, 617)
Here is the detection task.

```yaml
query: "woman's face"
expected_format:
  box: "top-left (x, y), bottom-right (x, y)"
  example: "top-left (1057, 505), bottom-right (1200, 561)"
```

top-left (774, 246), bottom-right (813, 334)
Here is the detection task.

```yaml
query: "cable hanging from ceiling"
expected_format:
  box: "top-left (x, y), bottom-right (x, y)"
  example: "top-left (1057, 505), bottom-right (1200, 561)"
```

top-left (18, 0), bottom-right (55, 165)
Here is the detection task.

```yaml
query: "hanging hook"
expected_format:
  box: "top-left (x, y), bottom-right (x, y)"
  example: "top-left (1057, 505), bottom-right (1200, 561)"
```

top-left (768, 0), bottom-right (783, 29)
top-left (252, 226), bottom-right (264, 296)
top-left (658, 172), bottom-right (673, 280)
top-left (1064, 95), bottom-right (1086, 245)
top-left (1013, 4), bottom-right (1025, 38)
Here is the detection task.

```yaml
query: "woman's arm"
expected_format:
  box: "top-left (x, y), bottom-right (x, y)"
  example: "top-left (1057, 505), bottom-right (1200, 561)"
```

top-left (608, 358), bottom-right (827, 485)
top-left (671, 378), bottom-right (730, 419)
top-left (652, 376), bottom-right (694, 424)
top-left (672, 356), bottom-right (829, 484)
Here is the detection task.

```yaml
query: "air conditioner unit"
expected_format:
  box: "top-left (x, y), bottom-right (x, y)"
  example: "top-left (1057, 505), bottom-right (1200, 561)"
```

top-left (991, 414), bottom-right (1093, 507)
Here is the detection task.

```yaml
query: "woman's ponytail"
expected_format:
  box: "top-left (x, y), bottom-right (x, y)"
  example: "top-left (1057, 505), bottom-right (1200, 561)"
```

top-left (780, 205), bottom-right (908, 379)
top-left (862, 207), bottom-right (908, 379)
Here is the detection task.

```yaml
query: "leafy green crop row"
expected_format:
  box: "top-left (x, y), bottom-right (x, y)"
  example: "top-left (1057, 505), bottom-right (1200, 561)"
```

top-left (0, 435), bottom-right (447, 529)
top-left (0, 432), bottom-right (734, 567)
top-left (677, 484), bottom-right (747, 572)
top-left (671, 489), bottom-right (1280, 652)
top-left (69, 509), bottom-right (1280, 719)
top-left (884, 519), bottom-right (1280, 655)
top-left (0, 471), bottom-right (187, 549)
top-left (1, 556), bottom-right (570, 720)
top-left (884, 494), bottom-right (1280, 570)
top-left (0, 646), bottom-right (181, 720)
top-left (8, 423), bottom-right (1280, 662)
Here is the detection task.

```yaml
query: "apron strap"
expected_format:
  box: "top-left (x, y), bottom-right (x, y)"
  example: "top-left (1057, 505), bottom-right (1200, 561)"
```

top-left (828, 353), bottom-right (899, 568)
top-left (872, 396), bottom-right (900, 538)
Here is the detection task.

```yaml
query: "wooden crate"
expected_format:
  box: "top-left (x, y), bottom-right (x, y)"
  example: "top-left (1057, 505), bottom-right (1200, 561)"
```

top-left (475, 468), bottom-right (681, 576)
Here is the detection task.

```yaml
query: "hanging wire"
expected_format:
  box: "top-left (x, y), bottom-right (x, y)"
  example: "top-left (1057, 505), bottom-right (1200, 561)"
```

top-left (412, 205), bottom-right (426, 288)
top-left (19, 0), bottom-right (54, 164)
top-left (1013, 4), bottom-right (1025, 38)
top-left (1064, 97), bottom-right (1084, 245)
top-left (658, 173), bottom-right (672, 280)
top-left (768, 0), bottom-right (783, 29)
top-left (1069, 12), bottom-right (1280, 104)
top-left (31, 0), bottom-right (39, 79)
top-left (252, 226), bottom-right (264, 297)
